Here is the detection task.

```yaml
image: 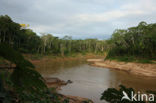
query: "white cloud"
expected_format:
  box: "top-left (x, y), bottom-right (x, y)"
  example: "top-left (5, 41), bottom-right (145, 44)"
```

top-left (75, 10), bottom-right (144, 23)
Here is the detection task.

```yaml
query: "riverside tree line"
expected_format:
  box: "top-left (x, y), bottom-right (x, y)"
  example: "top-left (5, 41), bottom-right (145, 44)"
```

top-left (0, 15), bottom-right (107, 56)
top-left (107, 21), bottom-right (156, 59)
top-left (1, 15), bottom-right (156, 59)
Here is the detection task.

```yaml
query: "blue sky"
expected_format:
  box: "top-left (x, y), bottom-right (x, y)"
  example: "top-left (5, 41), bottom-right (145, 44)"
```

top-left (0, 0), bottom-right (156, 39)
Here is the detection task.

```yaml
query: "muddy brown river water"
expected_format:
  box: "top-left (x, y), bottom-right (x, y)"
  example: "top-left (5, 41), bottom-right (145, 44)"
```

top-left (35, 59), bottom-right (156, 103)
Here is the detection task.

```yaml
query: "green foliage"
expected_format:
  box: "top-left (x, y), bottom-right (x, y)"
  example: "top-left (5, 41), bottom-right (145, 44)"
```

top-left (11, 68), bottom-right (49, 102)
top-left (0, 43), bottom-right (34, 68)
top-left (0, 71), bottom-right (15, 103)
top-left (39, 34), bottom-right (107, 55)
top-left (101, 85), bottom-right (156, 103)
top-left (0, 43), bottom-right (52, 103)
top-left (0, 15), bottom-right (107, 56)
top-left (1, 15), bottom-right (156, 59)
top-left (107, 21), bottom-right (156, 60)
top-left (101, 85), bottom-right (137, 103)
top-left (0, 15), bottom-right (42, 54)
top-left (106, 56), bottom-right (154, 63)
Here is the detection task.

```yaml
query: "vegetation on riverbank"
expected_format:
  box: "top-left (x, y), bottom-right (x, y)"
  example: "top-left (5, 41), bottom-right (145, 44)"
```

top-left (0, 15), bottom-right (108, 57)
top-left (106, 21), bottom-right (156, 63)
top-left (101, 85), bottom-right (156, 103)
top-left (23, 52), bottom-right (105, 61)
top-left (1, 15), bottom-right (155, 62)
top-left (0, 44), bottom-right (52, 103)
top-left (106, 56), bottom-right (155, 64)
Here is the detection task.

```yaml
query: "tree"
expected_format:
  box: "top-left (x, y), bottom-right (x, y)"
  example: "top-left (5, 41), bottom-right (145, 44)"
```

top-left (101, 85), bottom-right (156, 103)
top-left (106, 21), bottom-right (156, 59)
top-left (0, 43), bottom-right (50, 103)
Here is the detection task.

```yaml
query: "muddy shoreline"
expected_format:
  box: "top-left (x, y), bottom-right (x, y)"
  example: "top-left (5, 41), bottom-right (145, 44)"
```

top-left (88, 59), bottom-right (156, 77)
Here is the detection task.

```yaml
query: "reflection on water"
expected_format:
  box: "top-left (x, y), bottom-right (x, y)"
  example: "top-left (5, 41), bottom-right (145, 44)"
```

top-left (35, 59), bottom-right (156, 103)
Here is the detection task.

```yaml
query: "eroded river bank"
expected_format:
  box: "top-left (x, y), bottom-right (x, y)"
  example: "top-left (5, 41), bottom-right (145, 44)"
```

top-left (88, 59), bottom-right (156, 77)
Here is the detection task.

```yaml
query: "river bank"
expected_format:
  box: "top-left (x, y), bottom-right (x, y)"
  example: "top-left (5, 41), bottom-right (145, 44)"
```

top-left (88, 59), bottom-right (156, 77)
top-left (30, 53), bottom-right (105, 67)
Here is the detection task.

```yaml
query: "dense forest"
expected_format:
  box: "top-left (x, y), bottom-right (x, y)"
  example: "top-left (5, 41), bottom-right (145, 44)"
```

top-left (107, 21), bottom-right (156, 60)
top-left (1, 15), bottom-right (156, 59)
top-left (0, 15), bottom-right (107, 56)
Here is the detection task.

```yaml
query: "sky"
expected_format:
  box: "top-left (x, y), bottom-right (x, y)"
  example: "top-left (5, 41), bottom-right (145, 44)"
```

top-left (0, 0), bottom-right (156, 39)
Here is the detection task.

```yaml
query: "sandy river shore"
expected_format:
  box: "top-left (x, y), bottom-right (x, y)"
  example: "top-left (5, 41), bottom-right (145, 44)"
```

top-left (87, 59), bottom-right (156, 77)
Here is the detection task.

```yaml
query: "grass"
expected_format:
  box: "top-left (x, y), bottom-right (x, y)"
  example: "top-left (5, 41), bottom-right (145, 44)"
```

top-left (24, 52), bottom-right (106, 61)
top-left (106, 56), bottom-right (155, 64)
top-left (23, 54), bottom-right (43, 60)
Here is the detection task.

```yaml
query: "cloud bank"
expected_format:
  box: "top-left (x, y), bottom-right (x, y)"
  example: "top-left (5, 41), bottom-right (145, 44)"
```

top-left (0, 0), bottom-right (156, 39)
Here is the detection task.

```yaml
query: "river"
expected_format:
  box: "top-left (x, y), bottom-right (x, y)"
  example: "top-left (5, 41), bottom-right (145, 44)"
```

top-left (35, 59), bottom-right (156, 103)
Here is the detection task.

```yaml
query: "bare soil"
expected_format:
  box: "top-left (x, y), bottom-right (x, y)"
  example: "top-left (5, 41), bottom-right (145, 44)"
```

top-left (88, 59), bottom-right (156, 77)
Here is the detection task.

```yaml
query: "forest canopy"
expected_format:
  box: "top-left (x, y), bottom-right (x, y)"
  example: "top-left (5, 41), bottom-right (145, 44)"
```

top-left (0, 15), bottom-right (107, 56)
top-left (107, 21), bottom-right (156, 60)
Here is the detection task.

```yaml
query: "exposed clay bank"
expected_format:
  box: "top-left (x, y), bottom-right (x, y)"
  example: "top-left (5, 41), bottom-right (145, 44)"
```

top-left (88, 59), bottom-right (156, 77)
